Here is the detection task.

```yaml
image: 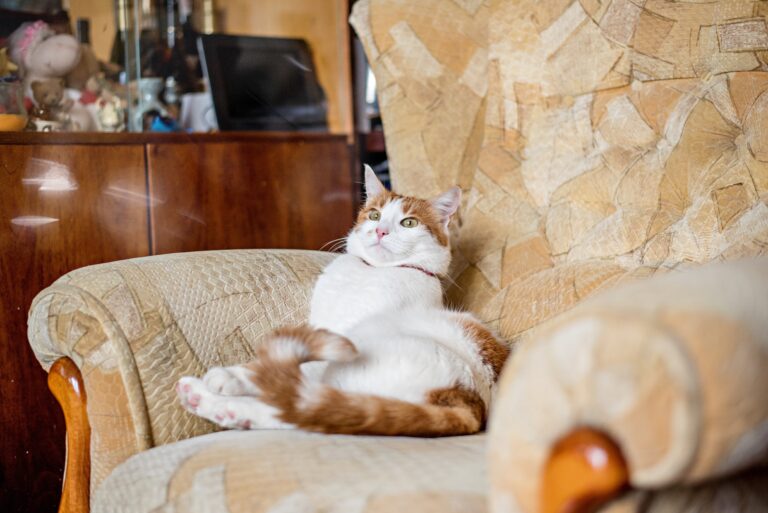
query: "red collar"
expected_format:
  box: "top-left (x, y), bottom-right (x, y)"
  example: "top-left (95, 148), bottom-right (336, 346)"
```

top-left (359, 258), bottom-right (440, 279)
top-left (398, 263), bottom-right (440, 279)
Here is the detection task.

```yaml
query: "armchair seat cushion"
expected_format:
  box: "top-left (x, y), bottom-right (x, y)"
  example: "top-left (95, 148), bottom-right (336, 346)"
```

top-left (92, 430), bottom-right (488, 513)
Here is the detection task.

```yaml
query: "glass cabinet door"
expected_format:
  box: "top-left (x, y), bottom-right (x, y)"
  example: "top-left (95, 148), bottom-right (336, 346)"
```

top-left (1, 0), bottom-right (346, 134)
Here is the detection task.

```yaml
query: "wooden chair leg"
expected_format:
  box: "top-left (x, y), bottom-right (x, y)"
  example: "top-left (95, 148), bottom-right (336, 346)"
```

top-left (49, 357), bottom-right (90, 513)
top-left (541, 428), bottom-right (629, 513)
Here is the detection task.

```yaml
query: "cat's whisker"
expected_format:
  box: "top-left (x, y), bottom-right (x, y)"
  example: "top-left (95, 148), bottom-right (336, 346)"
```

top-left (327, 240), bottom-right (348, 253)
top-left (319, 237), bottom-right (348, 252)
top-left (318, 237), bottom-right (344, 251)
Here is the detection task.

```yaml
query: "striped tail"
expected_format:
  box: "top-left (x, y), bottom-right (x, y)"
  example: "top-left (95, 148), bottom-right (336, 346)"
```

top-left (247, 326), bottom-right (486, 437)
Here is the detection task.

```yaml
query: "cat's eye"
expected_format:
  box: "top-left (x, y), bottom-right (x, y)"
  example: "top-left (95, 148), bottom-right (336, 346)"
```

top-left (400, 217), bottom-right (419, 228)
top-left (368, 210), bottom-right (381, 221)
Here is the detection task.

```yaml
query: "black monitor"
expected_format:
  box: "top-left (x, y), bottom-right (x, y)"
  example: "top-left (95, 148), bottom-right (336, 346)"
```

top-left (198, 34), bottom-right (328, 132)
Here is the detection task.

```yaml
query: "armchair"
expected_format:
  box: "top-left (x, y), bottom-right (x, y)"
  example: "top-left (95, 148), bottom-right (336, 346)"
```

top-left (28, 0), bottom-right (768, 512)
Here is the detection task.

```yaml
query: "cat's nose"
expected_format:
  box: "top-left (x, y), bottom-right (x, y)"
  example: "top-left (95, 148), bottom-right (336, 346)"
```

top-left (376, 227), bottom-right (389, 240)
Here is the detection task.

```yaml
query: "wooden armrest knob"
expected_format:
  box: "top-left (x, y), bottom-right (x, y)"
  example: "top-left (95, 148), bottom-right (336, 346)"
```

top-left (541, 428), bottom-right (629, 513)
top-left (49, 357), bottom-right (90, 513)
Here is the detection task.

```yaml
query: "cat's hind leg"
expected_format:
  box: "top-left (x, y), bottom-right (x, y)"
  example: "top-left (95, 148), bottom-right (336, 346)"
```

top-left (176, 376), bottom-right (290, 430)
top-left (202, 365), bottom-right (260, 396)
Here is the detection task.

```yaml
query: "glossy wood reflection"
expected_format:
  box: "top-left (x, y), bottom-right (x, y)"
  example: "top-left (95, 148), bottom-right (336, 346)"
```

top-left (0, 144), bottom-right (149, 513)
top-left (147, 136), bottom-right (354, 254)
top-left (0, 132), bottom-right (355, 513)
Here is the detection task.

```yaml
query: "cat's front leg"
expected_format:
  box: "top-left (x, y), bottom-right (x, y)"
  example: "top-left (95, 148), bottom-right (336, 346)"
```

top-left (202, 365), bottom-right (260, 396)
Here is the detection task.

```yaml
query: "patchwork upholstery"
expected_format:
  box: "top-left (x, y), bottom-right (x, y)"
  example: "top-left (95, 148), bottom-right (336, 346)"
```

top-left (28, 250), bottom-right (334, 492)
top-left (26, 1), bottom-right (768, 512)
top-left (489, 258), bottom-right (768, 512)
top-left (348, 3), bottom-right (768, 505)
top-left (350, 0), bottom-right (768, 341)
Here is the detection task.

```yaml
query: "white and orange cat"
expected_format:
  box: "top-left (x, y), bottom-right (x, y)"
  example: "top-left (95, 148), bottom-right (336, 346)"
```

top-left (176, 166), bottom-right (509, 436)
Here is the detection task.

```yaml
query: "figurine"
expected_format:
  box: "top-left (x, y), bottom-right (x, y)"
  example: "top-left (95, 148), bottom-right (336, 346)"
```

top-left (80, 73), bottom-right (126, 132)
top-left (8, 21), bottom-right (81, 90)
top-left (28, 78), bottom-right (71, 131)
top-left (8, 21), bottom-right (95, 131)
top-left (132, 77), bottom-right (170, 131)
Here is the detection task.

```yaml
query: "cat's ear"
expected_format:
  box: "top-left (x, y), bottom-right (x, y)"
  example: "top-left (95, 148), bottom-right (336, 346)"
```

top-left (430, 187), bottom-right (461, 226)
top-left (364, 164), bottom-right (386, 201)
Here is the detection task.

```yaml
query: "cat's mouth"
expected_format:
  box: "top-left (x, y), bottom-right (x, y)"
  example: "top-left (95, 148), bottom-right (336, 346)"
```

top-left (369, 241), bottom-right (392, 253)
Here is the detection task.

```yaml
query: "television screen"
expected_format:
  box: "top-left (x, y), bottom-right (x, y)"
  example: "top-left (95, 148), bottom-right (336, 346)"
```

top-left (199, 34), bottom-right (328, 132)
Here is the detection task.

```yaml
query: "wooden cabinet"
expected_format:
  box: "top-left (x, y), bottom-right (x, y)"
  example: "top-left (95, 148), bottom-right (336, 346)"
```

top-left (0, 132), bottom-right (355, 513)
top-left (147, 136), bottom-right (353, 253)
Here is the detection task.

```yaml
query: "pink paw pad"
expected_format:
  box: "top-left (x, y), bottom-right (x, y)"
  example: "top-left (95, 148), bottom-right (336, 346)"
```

top-left (237, 419), bottom-right (251, 429)
top-left (187, 394), bottom-right (201, 408)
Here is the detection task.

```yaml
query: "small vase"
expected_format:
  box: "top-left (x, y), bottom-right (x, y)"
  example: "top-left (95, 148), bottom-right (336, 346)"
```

top-left (132, 77), bottom-right (169, 131)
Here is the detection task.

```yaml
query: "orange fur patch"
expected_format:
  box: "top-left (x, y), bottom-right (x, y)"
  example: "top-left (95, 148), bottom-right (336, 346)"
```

top-left (461, 319), bottom-right (511, 379)
top-left (357, 191), bottom-right (450, 246)
top-left (427, 385), bottom-right (487, 429)
top-left (401, 196), bottom-right (449, 246)
top-left (248, 326), bottom-right (485, 436)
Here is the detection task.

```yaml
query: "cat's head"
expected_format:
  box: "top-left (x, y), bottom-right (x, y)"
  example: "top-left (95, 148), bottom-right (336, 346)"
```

top-left (345, 165), bottom-right (461, 275)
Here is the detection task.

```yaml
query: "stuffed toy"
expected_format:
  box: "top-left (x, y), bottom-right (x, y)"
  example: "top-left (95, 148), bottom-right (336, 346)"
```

top-left (65, 43), bottom-right (101, 90)
top-left (8, 21), bottom-right (104, 131)
top-left (30, 79), bottom-right (72, 120)
top-left (28, 77), bottom-right (101, 131)
top-left (8, 21), bottom-right (81, 89)
top-left (8, 21), bottom-right (122, 131)
top-left (27, 78), bottom-right (72, 131)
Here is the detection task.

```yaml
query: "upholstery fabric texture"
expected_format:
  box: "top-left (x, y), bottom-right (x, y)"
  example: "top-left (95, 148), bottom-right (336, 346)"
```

top-left (348, 2), bottom-right (768, 506)
top-left (597, 470), bottom-right (768, 513)
top-left (25, 0), bottom-right (768, 512)
top-left (350, 0), bottom-right (768, 341)
top-left (91, 430), bottom-right (487, 513)
top-left (489, 258), bottom-right (768, 513)
top-left (28, 250), bottom-right (334, 492)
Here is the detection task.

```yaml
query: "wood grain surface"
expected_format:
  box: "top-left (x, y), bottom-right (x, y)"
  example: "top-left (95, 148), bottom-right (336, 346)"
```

top-left (0, 143), bottom-right (149, 513)
top-left (147, 138), bottom-right (355, 254)
top-left (0, 133), bottom-right (355, 512)
top-left (48, 358), bottom-right (91, 513)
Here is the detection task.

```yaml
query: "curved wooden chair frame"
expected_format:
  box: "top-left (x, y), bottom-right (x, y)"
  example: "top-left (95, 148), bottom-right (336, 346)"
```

top-left (49, 357), bottom-right (90, 513)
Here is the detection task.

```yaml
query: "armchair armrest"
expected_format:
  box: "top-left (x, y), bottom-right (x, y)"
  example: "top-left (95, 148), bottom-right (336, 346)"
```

top-left (28, 249), bottom-right (335, 493)
top-left (488, 258), bottom-right (768, 513)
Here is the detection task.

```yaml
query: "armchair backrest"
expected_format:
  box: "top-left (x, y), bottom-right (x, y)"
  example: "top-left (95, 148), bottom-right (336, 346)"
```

top-left (351, 0), bottom-right (768, 340)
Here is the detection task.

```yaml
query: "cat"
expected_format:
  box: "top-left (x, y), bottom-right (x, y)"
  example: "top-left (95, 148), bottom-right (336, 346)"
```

top-left (176, 165), bottom-right (510, 436)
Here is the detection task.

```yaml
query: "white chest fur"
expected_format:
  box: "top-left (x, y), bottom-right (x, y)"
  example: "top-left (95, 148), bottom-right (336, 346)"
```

top-left (309, 254), bottom-right (443, 335)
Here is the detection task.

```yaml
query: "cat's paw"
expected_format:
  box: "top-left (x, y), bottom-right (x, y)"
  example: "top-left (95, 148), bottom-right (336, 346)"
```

top-left (176, 376), bottom-right (207, 414)
top-left (202, 366), bottom-right (260, 396)
top-left (176, 376), bottom-right (254, 429)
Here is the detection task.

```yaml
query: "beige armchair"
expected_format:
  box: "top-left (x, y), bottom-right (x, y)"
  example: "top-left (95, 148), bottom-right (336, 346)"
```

top-left (29, 1), bottom-right (768, 512)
